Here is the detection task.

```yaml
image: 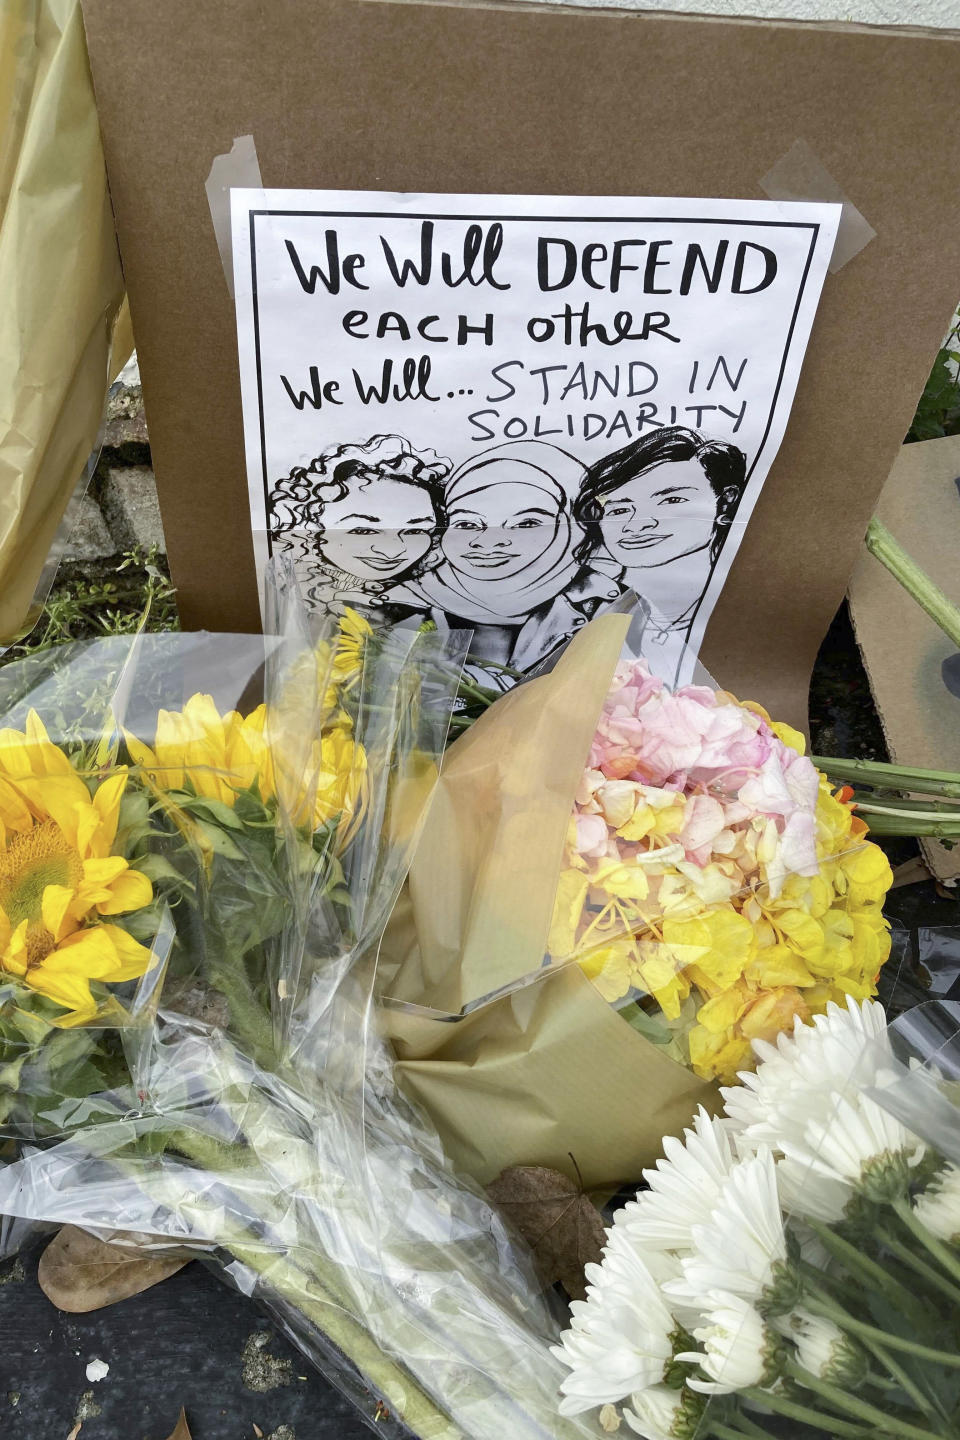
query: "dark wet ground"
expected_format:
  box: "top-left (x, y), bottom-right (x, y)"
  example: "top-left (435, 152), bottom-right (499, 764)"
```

top-left (3, 600), bottom-right (959, 1440)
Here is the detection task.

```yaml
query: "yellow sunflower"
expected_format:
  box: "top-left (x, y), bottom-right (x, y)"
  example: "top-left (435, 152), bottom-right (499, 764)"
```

top-left (127, 693), bottom-right (368, 839)
top-left (0, 713), bottom-right (154, 1021)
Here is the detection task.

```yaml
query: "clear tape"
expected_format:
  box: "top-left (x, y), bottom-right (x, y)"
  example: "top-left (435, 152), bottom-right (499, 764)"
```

top-left (760, 138), bottom-right (876, 273)
top-left (205, 135), bottom-right (263, 298)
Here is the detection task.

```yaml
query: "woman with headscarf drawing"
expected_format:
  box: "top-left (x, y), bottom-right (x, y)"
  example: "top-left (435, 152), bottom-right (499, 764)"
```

top-left (573, 425), bottom-right (748, 675)
top-left (386, 439), bottom-right (621, 678)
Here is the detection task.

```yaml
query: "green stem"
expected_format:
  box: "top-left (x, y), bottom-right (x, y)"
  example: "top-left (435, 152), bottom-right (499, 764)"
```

top-left (850, 815), bottom-right (960, 839)
top-left (805, 1286), bottom-right (960, 1368)
top-left (810, 756), bottom-right (960, 801)
top-left (710, 1424), bottom-right (774, 1440)
top-left (852, 796), bottom-right (960, 815)
top-left (786, 1361), bottom-right (943, 1440)
top-left (860, 1335), bottom-right (942, 1426)
top-left (741, 1386), bottom-right (871, 1437)
top-left (804, 1219), bottom-right (919, 1310)
top-left (226, 1236), bottom-right (462, 1438)
top-left (207, 960), bottom-right (277, 1065)
top-left (865, 518), bottom-right (960, 651)
top-left (728, 1412), bottom-right (780, 1440)
top-left (894, 1199), bottom-right (960, 1289)
top-left (881, 1227), bottom-right (960, 1309)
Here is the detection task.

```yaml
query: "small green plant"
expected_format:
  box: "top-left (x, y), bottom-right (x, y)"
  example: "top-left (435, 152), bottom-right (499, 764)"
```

top-left (1, 545), bottom-right (178, 665)
top-left (907, 308), bottom-right (960, 443)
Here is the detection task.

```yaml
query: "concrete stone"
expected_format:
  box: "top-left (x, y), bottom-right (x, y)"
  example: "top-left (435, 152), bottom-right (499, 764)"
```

top-left (99, 464), bottom-right (166, 554)
top-left (60, 495), bottom-right (116, 562)
top-left (102, 379), bottom-right (149, 450)
top-left (526, 0), bottom-right (960, 23)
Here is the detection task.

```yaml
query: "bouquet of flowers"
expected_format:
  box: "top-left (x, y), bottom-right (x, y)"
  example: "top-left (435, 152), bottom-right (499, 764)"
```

top-left (0, 573), bottom-right (603, 1440)
top-left (553, 995), bottom-right (960, 1440)
top-left (549, 653), bottom-right (893, 1083)
top-left (379, 607), bottom-right (893, 1187)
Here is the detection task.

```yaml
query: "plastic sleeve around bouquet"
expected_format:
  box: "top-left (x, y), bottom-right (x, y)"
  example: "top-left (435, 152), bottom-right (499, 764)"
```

top-left (548, 992), bottom-right (960, 1440)
top-left (0, 563), bottom-right (601, 1440)
top-left (378, 603), bottom-right (894, 1189)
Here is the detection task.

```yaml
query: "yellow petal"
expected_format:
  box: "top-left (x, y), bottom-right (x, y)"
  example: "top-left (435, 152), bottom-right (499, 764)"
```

top-left (548, 870), bottom-right (590, 957)
top-left (97, 924), bottom-right (154, 980)
top-left (771, 721), bottom-right (806, 756)
top-left (97, 867), bottom-right (153, 916)
top-left (41, 884), bottom-right (77, 942)
top-left (91, 771), bottom-right (129, 856)
top-left (1, 918), bottom-right (29, 976)
top-left (697, 985), bottom-right (751, 1033)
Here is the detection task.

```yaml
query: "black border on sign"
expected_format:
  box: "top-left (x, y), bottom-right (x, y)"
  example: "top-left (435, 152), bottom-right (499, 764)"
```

top-left (247, 208), bottom-right (822, 576)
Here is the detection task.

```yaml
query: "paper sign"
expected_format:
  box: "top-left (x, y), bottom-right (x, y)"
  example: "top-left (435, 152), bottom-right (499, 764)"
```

top-left (232, 190), bottom-right (839, 683)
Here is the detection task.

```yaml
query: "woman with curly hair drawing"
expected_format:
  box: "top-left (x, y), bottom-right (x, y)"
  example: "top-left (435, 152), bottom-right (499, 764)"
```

top-left (268, 434), bottom-right (450, 614)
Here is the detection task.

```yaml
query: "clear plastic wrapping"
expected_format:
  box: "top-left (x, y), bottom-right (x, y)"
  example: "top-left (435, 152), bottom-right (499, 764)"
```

top-left (0, 561), bottom-right (600, 1439)
top-left (379, 603), bottom-right (894, 1187)
top-left (548, 983), bottom-right (960, 1440)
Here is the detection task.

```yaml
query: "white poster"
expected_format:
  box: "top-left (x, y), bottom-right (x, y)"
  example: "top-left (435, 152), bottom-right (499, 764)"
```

top-left (232, 190), bottom-right (839, 685)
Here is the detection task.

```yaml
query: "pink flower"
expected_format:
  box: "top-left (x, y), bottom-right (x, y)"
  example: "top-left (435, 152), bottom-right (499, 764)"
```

top-left (596, 779), bottom-right (641, 830)
top-left (680, 793), bottom-right (727, 867)
top-left (737, 752), bottom-right (797, 818)
top-left (574, 813), bottom-right (610, 857)
top-left (779, 808), bottom-right (819, 877)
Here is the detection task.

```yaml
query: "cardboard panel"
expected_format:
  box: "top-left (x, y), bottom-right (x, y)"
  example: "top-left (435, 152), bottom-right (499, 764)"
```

top-left (849, 435), bottom-right (960, 881)
top-left (79, 0), bottom-right (960, 724)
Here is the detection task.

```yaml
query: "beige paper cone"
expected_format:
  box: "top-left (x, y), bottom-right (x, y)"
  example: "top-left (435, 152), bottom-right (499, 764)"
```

top-left (379, 612), bottom-right (719, 1188)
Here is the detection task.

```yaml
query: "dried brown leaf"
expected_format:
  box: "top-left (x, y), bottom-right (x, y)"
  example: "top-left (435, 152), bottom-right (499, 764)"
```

top-left (38, 1225), bottom-right (188, 1314)
top-left (164, 1410), bottom-right (192, 1440)
top-left (486, 1164), bottom-right (606, 1301)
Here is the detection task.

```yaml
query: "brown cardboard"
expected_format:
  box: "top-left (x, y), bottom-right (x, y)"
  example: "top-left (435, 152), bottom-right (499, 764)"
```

top-left (78, 0), bottom-right (960, 726)
top-left (848, 435), bottom-right (960, 881)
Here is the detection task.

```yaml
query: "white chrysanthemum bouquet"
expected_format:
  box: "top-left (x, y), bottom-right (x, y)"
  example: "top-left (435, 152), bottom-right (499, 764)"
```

top-left (554, 997), bottom-right (960, 1440)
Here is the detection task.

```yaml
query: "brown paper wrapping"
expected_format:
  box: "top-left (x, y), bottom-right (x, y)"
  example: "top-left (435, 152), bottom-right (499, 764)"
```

top-left (0, 0), bottom-right (127, 643)
top-left (379, 614), bottom-right (719, 1189)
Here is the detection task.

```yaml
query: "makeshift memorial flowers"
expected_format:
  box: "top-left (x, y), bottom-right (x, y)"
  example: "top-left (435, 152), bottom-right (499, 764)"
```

top-left (0, 712), bottom-right (154, 1020)
top-left (553, 996), bottom-right (960, 1440)
top-left (548, 657), bottom-right (894, 1082)
top-left (0, 581), bottom-right (601, 1440)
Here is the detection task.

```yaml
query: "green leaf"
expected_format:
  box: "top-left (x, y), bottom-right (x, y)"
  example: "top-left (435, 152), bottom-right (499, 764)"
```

top-left (136, 853), bottom-right (195, 888)
top-left (193, 820), bottom-right (246, 860)
top-left (180, 796), bottom-right (245, 829)
top-left (619, 1001), bottom-right (672, 1045)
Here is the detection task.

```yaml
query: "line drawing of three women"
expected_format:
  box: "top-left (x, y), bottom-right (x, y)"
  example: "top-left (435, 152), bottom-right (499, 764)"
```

top-left (267, 425), bottom-right (747, 683)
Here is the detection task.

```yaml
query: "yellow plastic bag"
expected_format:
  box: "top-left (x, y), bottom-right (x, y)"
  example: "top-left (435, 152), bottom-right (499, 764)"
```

top-left (0, 0), bottom-right (128, 643)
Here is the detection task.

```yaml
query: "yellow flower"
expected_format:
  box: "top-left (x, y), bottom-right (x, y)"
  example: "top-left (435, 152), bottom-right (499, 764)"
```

top-left (0, 713), bottom-right (153, 1020)
top-left (579, 939), bottom-right (636, 1003)
top-left (331, 607), bottom-right (373, 682)
top-left (126, 695), bottom-right (276, 805)
top-left (128, 691), bottom-right (368, 840)
top-left (312, 726), bottom-right (367, 840)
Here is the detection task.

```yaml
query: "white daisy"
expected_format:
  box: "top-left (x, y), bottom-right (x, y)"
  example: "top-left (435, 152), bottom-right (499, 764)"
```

top-left (914, 1162), bottom-right (960, 1244)
top-left (721, 997), bottom-right (891, 1149)
top-left (623, 1384), bottom-right (704, 1440)
top-left (775, 1154), bottom-right (852, 1225)
top-left (664, 1149), bottom-right (789, 1311)
top-left (552, 1251), bottom-right (676, 1415)
top-left (790, 1089), bottom-right (922, 1195)
top-left (777, 1307), bottom-right (866, 1388)
top-left (614, 1108), bottom-right (738, 1256)
top-left (721, 998), bottom-right (925, 1208)
top-left (679, 1292), bottom-right (777, 1395)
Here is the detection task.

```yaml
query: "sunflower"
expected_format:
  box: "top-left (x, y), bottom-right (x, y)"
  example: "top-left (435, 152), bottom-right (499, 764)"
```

top-left (127, 693), bottom-right (368, 839)
top-left (0, 713), bottom-right (154, 1021)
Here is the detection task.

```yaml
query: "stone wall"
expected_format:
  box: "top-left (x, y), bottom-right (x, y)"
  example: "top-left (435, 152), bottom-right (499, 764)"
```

top-left (61, 360), bottom-right (166, 564)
